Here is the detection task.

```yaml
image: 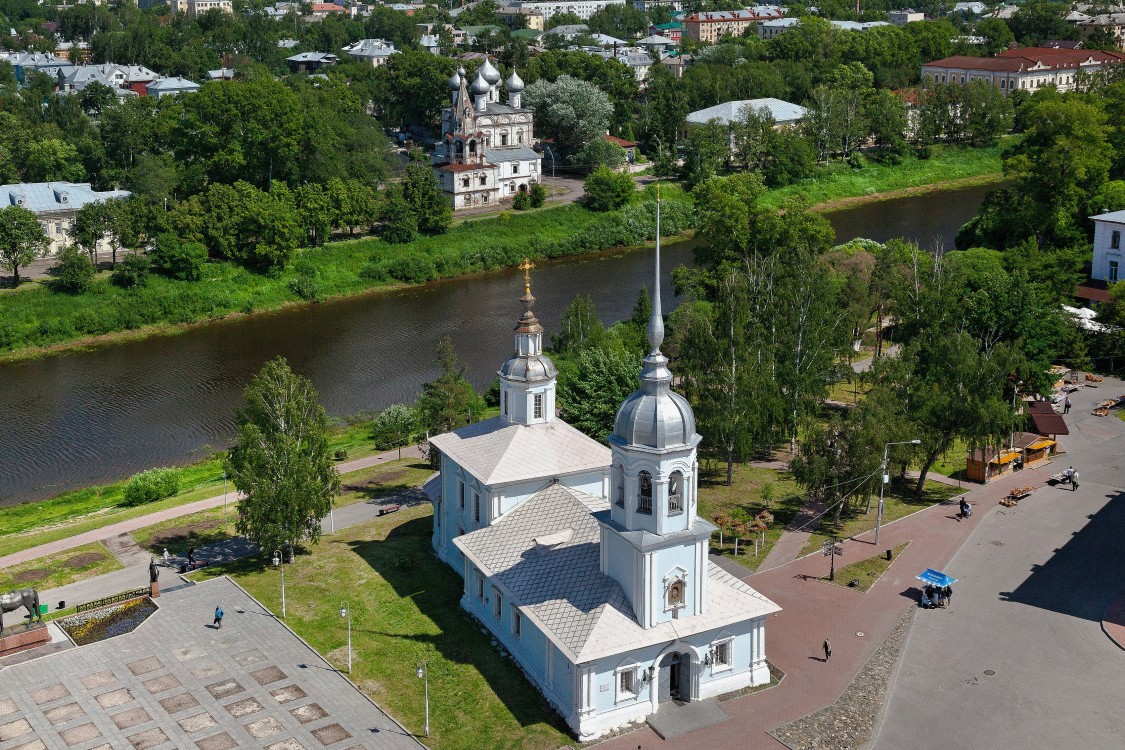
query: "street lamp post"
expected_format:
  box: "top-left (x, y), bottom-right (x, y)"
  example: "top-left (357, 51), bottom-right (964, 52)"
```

top-left (339, 602), bottom-right (351, 674)
top-left (271, 550), bottom-right (286, 618)
top-left (222, 471), bottom-right (229, 531)
top-left (1010, 381), bottom-right (1023, 450)
top-left (416, 660), bottom-right (430, 738)
top-left (875, 439), bottom-right (921, 546)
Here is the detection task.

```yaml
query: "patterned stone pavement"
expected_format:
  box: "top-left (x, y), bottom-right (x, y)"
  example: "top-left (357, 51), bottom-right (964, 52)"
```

top-left (0, 577), bottom-right (424, 750)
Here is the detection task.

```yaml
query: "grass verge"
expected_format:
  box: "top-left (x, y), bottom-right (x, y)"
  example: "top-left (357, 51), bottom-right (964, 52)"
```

top-left (801, 480), bottom-right (963, 557)
top-left (192, 507), bottom-right (572, 750)
top-left (820, 542), bottom-right (910, 592)
top-left (763, 145), bottom-right (1004, 210)
top-left (0, 541), bottom-right (123, 592)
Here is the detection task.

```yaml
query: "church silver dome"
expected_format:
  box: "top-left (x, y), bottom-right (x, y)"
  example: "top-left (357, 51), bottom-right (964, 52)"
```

top-left (470, 70), bottom-right (490, 95)
top-left (505, 70), bottom-right (524, 93)
top-left (500, 353), bottom-right (557, 383)
top-left (479, 58), bottom-right (501, 84)
top-left (449, 70), bottom-right (462, 90)
top-left (612, 387), bottom-right (696, 450)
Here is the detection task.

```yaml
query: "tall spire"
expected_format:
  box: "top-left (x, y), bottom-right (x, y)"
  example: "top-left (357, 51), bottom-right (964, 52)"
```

top-left (516, 257), bottom-right (540, 333)
top-left (649, 184), bottom-right (664, 354)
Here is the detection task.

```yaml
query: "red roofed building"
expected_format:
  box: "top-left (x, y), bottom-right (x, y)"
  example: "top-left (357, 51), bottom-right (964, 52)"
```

top-left (308, 3), bottom-right (346, 18)
top-left (921, 46), bottom-right (1125, 94)
top-left (603, 134), bottom-right (638, 163)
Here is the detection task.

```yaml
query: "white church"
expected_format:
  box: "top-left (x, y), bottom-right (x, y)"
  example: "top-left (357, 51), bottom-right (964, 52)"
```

top-left (432, 59), bottom-right (542, 210)
top-left (425, 206), bottom-right (780, 740)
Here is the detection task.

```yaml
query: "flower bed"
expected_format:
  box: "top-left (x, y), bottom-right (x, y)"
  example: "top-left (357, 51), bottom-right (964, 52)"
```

top-left (58, 597), bottom-right (158, 646)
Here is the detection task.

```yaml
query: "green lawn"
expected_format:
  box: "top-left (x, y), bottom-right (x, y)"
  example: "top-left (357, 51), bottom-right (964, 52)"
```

top-left (820, 542), bottom-right (910, 592)
top-left (800, 479), bottom-right (963, 557)
top-left (0, 541), bottom-right (122, 592)
top-left (192, 507), bottom-right (572, 750)
top-left (762, 145), bottom-right (1004, 209)
top-left (929, 437), bottom-right (970, 482)
top-left (0, 420), bottom-right (392, 560)
top-left (698, 461), bottom-right (804, 573)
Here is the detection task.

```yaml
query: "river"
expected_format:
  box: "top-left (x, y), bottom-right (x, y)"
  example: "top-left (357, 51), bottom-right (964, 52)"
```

top-left (0, 182), bottom-right (992, 504)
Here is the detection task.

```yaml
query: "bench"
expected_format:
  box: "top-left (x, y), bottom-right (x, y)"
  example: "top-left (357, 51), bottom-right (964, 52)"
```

top-left (377, 505), bottom-right (402, 517)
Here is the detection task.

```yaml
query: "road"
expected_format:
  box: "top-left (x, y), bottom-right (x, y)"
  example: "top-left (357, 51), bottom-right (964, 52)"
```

top-left (870, 378), bottom-right (1125, 750)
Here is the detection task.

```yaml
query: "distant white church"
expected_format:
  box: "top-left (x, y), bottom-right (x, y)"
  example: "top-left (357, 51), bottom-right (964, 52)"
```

top-left (425, 210), bottom-right (780, 740)
top-left (431, 59), bottom-right (542, 210)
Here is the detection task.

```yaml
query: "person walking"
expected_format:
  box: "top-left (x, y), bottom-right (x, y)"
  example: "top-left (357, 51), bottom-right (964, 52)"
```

top-left (214, 606), bottom-right (224, 629)
top-left (1072, 470), bottom-right (1080, 491)
top-left (959, 497), bottom-right (971, 520)
top-left (1064, 395), bottom-right (1071, 414)
top-left (163, 548), bottom-right (171, 567)
top-left (823, 639), bottom-right (832, 662)
top-left (187, 547), bottom-right (195, 568)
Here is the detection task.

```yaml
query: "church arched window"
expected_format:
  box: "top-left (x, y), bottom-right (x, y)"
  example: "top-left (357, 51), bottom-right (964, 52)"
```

top-left (615, 465), bottom-right (624, 507)
top-left (469, 139), bottom-right (477, 154)
top-left (637, 471), bottom-right (653, 515)
top-left (500, 131), bottom-right (509, 146)
top-left (669, 471), bottom-right (684, 515)
top-left (516, 129), bottom-right (524, 144)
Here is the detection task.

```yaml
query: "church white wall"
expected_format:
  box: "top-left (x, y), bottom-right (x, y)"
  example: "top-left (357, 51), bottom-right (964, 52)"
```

top-left (496, 470), bottom-right (605, 517)
top-left (648, 541), bottom-right (707, 625)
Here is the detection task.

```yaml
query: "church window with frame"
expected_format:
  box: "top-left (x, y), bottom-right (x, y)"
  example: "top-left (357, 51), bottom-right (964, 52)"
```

top-left (614, 661), bottom-right (640, 703)
top-left (615, 465), bottom-right (624, 507)
top-left (459, 480), bottom-right (465, 509)
top-left (474, 570), bottom-right (484, 599)
top-left (512, 607), bottom-right (522, 639)
top-left (461, 177), bottom-right (470, 188)
top-left (534, 393), bottom-right (544, 419)
top-left (637, 471), bottom-right (653, 514)
top-left (669, 471), bottom-right (684, 515)
top-left (474, 492), bottom-right (481, 523)
top-left (712, 639), bottom-right (732, 670)
top-left (479, 175), bottom-right (487, 185)
top-left (503, 390), bottom-right (508, 416)
top-left (492, 586), bottom-right (503, 619)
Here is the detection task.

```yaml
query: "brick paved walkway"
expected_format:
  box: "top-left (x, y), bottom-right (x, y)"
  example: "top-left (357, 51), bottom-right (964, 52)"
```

top-left (0, 576), bottom-right (424, 750)
top-left (0, 446), bottom-right (423, 570)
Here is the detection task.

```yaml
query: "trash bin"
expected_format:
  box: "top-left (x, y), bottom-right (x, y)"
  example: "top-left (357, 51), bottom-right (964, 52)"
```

top-left (179, 564), bottom-right (188, 574)
top-left (38, 604), bottom-right (48, 616)
top-left (57, 601), bottom-right (66, 610)
top-left (886, 549), bottom-right (894, 561)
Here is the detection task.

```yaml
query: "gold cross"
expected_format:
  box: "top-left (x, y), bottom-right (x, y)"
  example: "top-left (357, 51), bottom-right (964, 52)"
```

top-left (519, 257), bottom-right (535, 294)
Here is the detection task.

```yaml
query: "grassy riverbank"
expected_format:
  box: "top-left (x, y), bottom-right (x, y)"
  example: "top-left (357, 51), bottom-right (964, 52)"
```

top-left (767, 145), bottom-right (1004, 210)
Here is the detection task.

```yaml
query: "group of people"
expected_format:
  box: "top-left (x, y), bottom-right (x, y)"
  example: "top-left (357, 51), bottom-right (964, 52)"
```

top-left (160, 546), bottom-right (198, 568)
top-left (920, 584), bottom-right (953, 609)
top-left (1065, 466), bottom-right (1080, 491)
top-left (958, 497), bottom-right (972, 520)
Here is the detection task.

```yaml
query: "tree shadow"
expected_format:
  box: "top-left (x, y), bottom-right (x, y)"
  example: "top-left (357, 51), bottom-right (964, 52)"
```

top-left (345, 517), bottom-right (571, 736)
top-left (998, 490), bottom-right (1125, 622)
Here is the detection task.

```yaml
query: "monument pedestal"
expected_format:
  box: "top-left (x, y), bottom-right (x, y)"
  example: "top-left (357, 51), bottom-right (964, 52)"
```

top-left (0, 623), bottom-right (49, 658)
top-left (150, 581), bottom-right (160, 599)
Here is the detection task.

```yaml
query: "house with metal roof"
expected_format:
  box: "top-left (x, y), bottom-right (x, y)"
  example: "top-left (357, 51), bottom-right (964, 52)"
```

top-left (285, 51), bottom-right (339, 73)
top-left (146, 76), bottom-right (201, 99)
top-left (681, 97), bottom-right (807, 148)
top-left (0, 182), bottom-right (129, 256)
top-left (341, 38), bottom-right (399, 66)
top-left (427, 228), bottom-right (780, 740)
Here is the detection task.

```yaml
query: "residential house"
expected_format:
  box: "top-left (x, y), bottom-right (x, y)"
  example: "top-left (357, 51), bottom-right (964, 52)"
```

top-left (830, 20), bottom-right (891, 31)
top-left (604, 134), bottom-right (638, 163)
top-left (3, 51), bottom-right (68, 83)
top-left (53, 41), bottom-right (90, 63)
top-left (921, 46), bottom-right (1125, 94)
top-left (427, 236), bottom-right (779, 742)
top-left (55, 64), bottom-right (159, 95)
top-left (420, 33), bottom-right (442, 54)
top-left (757, 17), bottom-right (800, 38)
top-left (661, 52), bottom-right (692, 78)
top-left (1079, 14), bottom-right (1125, 49)
top-left (546, 24), bottom-right (590, 40)
top-left (0, 182), bottom-right (129, 256)
top-left (632, 0), bottom-right (681, 10)
top-left (432, 61), bottom-right (541, 209)
top-left (169, 0), bottom-right (232, 17)
top-left (985, 4), bottom-right (1018, 19)
top-left (285, 52), bottom-right (339, 73)
top-left (1090, 210), bottom-right (1125, 285)
top-left (595, 47), bottom-right (653, 83)
top-left (206, 68), bottom-right (235, 80)
top-left (648, 21), bottom-right (682, 42)
top-left (888, 9), bottom-right (924, 25)
top-left (387, 3), bottom-right (423, 14)
top-left (951, 1), bottom-right (985, 14)
top-left (498, 7), bottom-right (546, 30)
top-left (460, 25), bottom-right (504, 45)
top-left (146, 76), bottom-right (200, 99)
top-left (636, 34), bottom-right (676, 54)
top-left (509, 0), bottom-right (626, 22)
top-left (342, 38), bottom-right (399, 66)
top-left (684, 7), bottom-right (786, 43)
top-left (306, 3), bottom-right (346, 18)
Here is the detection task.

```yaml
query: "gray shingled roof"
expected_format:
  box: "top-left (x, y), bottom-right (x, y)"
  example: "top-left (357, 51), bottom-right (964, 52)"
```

top-left (429, 416), bottom-right (609, 487)
top-left (455, 484), bottom-right (782, 663)
top-left (686, 97), bottom-right (807, 126)
top-left (484, 145), bottom-right (540, 163)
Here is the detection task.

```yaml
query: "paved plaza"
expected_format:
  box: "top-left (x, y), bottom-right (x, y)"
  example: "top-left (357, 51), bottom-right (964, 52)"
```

top-left (0, 577), bottom-right (423, 750)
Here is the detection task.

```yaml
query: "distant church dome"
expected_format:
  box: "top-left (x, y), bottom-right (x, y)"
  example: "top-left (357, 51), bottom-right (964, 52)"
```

top-left (449, 70), bottom-right (462, 90)
top-left (500, 352), bottom-right (557, 383)
top-left (470, 70), bottom-right (490, 95)
top-left (505, 70), bottom-right (524, 93)
top-left (479, 58), bottom-right (501, 85)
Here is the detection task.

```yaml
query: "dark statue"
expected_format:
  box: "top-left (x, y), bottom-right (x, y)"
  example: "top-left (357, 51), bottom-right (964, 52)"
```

top-left (0, 588), bottom-right (42, 634)
top-left (149, 556), bottom-right (160, 584)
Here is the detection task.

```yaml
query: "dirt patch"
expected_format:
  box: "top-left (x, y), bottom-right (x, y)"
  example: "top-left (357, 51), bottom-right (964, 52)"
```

top-left (64, 552), bottom-right (105, 568)
top-left (342, 468), bottom-right (408, 494)
top-left (11, 568), bottom-right (51, 584)
top-left (145, 518), bottom-right (223, 550)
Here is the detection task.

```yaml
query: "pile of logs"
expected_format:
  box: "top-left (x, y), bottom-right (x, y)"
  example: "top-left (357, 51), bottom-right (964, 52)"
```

top-left (1086, 373), bottom-right (1104, 383)
top-left (1001, 486), bottom-right (1037, 506)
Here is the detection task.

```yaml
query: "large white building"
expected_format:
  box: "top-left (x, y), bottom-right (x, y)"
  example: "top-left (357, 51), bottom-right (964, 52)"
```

top-left (1090, 210), bottom-right (1125, 284)
top-left (426, 227), bottom-right (780, 740)
top-left (510, 0), bottom-right (625, 21)
top-left (169, 0), bottom-right (232, 17)
top-left (921, 46), bottom-right (1125, 93)
top-left (0, 182), bottom-right (130, 256)
top-left (432, 61), bottom-right (541, 210)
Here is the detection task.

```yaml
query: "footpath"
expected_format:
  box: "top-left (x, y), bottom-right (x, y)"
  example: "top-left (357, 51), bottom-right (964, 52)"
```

top-left (0, 445), bottom-right (424, 571)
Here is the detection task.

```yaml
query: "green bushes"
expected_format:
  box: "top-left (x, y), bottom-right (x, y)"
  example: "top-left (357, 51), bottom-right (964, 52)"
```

top-left (111, 254), bottom-right (149, 288)
top-left (52, 247), bottom-right (95, 294)
top-left (123, 468), bottom-right (182, 506)
top-left (150, 235), bottom-right (207, 281)
top-left (529, 182), bottom-right (547, 207)
top-left (582, 167), bottom-right (635, 211)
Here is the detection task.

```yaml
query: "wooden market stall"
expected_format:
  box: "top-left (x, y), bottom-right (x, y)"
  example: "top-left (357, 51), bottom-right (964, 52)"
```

top-left (1023, 437), bottom-right (1056, 465)
top-left (966, 447), bottom-right (1022, 484)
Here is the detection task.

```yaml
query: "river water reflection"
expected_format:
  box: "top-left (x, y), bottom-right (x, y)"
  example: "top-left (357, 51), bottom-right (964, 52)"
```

top-left (0, 184), bottom-right (991, 503)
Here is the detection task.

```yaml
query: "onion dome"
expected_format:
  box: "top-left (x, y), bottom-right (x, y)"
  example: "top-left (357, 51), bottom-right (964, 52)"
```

top-left (505, 70), bottom-right (524, 93)
top-left (448, 70), bottom-right (462, 90)
top-left (479, 58), bottom-right (501, 85)
top-left (470, 70), bottom-right (490, 96)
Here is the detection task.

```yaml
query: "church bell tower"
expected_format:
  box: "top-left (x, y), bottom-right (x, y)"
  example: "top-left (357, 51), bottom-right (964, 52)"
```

top-left (498, 259), bottom-right (557, 426)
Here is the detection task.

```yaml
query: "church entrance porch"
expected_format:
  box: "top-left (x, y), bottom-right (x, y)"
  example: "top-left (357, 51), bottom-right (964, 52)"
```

top-left (645, 698), bottom-right (731, 740)
top-left (657, 651), bottom-right (691, 704)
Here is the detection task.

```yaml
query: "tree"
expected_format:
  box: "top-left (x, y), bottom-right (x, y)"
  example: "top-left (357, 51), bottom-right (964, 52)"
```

top-left (552, 294), bottom-right (606, 354)
top-left (380, 185), bottom-right (418, 244)
top-left (150, 233), bottom-right (207, 281)
top-left (866, 88), bottom-right (908, 163)
top-left (417, 337), bottom-right (487, 465)
top-left (572, 138), bottom-right (625, 170)
top-left (583, 166), bottom-right (634, 211)
top-left (225, 357), bottom-right (340, 555)
top-left (110, 252), bottom-right (149, 288)
top-left (72, 200), bottom-right (116, 264)
top-left (371, 403), bottom-right (417, 456)
top-left (52, 246), bottom-right (96, 294)
top-left (679, 119), bottom-right (729, 188)
top-left (24, 139), bottom-right (86, 182)
top-left (558, 345), bottom-right (639, 441)
top-left (529, 182), bottom-right (547, 208)
top-left (402, 163), bottom-right (451, 235)
top-left (0, 205), bottom-right (49, 287)
top-left (523, 75), bottom-right (614, 159)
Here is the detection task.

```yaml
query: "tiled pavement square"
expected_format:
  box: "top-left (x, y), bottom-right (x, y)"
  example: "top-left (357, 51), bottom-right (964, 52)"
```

top-left (0, 576), bottom-right (422, 750)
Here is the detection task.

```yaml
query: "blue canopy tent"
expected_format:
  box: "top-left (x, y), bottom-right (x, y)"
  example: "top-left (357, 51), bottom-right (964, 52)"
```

top-left (917, 569), bottom-right (957, 587)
